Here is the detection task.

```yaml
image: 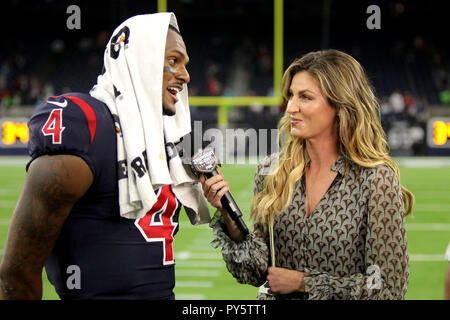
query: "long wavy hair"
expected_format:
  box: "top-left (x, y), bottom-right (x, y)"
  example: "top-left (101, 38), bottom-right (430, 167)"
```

top-left (250, 49), bottom-right (414, 228)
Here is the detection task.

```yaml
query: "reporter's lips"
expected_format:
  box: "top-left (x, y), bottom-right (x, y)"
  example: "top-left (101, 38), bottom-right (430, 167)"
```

top-left (290, 118), bottom-right (302, 125)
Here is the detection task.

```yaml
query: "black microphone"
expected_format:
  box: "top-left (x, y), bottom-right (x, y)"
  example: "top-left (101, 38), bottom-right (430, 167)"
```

top-left (191, 146), bottom-right (249, 236)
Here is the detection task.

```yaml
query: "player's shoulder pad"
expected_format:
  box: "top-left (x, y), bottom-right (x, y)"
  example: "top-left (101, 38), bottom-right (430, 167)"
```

top-left (27, 93), bottom-right (98, 159)
top-left (36, 94), bottom-right (97, 143)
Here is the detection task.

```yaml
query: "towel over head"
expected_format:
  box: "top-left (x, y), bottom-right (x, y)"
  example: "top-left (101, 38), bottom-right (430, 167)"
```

top-left (90, 12), bottom-right (210, 224)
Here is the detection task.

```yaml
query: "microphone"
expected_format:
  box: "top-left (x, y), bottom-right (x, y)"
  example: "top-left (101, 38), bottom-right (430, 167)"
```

top-left (191, 146), bottom-right (249, 236)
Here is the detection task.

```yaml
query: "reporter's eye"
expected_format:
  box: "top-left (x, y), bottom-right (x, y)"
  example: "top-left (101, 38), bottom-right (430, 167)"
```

top-left (287, 90), bottom-right (293, 99)
top-left (301, 94), bottom-right (311, 100)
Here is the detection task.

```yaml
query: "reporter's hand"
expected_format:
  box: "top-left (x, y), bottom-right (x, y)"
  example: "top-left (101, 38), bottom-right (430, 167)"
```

top-left (198, 172), bottom-right (245, 242)
top-left (267, 267), bottom-right (306, 294)
top-left (198, 171), bottom-right (229, 210)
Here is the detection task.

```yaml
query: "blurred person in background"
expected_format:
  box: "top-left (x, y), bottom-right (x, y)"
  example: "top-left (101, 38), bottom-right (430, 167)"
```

top-left (389, 89), bottom-right (405, 115)
top-left (0, 12), bottom-right (209, 300)
top-left (200, 49), bottom-right (413, 300)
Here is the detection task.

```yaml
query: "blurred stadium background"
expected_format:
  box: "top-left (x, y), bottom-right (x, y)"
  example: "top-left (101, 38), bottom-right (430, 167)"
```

top-left (0, 0), bottom-right (449, 300)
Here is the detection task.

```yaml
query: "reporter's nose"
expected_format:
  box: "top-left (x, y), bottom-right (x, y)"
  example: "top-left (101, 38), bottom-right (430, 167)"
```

top-left (286, 99), bottom-right (299, 114)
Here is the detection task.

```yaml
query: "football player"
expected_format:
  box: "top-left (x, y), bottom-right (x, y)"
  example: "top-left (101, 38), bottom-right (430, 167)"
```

top-left (0, 13), bottom-right (207, 300)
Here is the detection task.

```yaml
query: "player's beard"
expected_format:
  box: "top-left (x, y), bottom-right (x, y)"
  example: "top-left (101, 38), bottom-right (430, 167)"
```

top-left (163, 103), bottom-right (176, 116)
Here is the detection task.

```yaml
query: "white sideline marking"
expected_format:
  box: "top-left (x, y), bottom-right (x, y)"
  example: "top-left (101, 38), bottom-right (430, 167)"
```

top-left (0, 218), bottom-right (10, 226)
top-left (0, 250), bottom-right (445, 263)
top-left (0, 156), bottom-right (30, 166)
top-left (413, 204), bottom-right (450, 212)
top-left (176, 269), bottom-right (220, 277)
top-left (176, 260), bottom-right (224, 268)
top-left (10, 155), bottom-right (448, 168)
top-left (417, 191), bottom-right (450, 199)
top-left (0, 189), bottom-right (17, 196)
top-left (176, 294), bottom-right (206, 300)
top-left (179, 223), bottom-right (210, 230)
top-left (2, 219), bottom-right (449, 232)
top-left (192, 252), bottom-right (222, 260)
top-left (176, 281), bottom-right (214, 288)
top-left (410, 254), bottom-right (446, 261)
top-left (176, 251), bottom-right (192, 260)
top-left (176, 251), bottom-right (221, 260)
top-left (1, 219), bottom-right (449, 232)
top-left (0, 201), bottom-right (16, 209)
top-left (394, 157), bottom-right (450, 168)
top-left (406, 223), bottom-right (450, 231)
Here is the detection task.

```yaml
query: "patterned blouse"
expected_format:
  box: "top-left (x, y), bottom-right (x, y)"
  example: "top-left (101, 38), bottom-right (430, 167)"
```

top-left (210, 154), bottom-right (409, 300)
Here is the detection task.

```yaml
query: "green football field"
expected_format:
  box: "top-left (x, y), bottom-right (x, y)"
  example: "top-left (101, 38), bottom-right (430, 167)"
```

top-left (0, 156), bottom-right (449, 300)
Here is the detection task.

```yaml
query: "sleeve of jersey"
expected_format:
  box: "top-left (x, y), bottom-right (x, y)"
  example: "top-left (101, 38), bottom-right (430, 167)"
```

top-left (26, 97), bottom-right (96, 174)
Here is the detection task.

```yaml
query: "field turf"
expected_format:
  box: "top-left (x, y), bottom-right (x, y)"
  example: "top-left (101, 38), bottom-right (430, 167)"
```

top-left (0, 156), bottom-right (448, 300)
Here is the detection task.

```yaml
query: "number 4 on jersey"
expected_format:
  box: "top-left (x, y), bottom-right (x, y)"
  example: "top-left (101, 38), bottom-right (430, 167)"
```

top-left (41, 109), bottom-right (65, 144)
top-left (134, 185), bottom-right (179, 265)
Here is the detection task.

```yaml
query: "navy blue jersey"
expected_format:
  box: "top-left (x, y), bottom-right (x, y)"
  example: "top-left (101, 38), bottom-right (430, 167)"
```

top-left (27, 93), bottom-right (180, 299)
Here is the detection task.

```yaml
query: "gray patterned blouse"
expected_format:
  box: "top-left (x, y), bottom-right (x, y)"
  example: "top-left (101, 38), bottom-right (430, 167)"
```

top-left (210, 154), bottom-right (409, 300)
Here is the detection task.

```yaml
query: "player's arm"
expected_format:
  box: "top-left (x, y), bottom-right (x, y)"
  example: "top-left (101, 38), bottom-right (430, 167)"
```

top-left (0, 154), bottom-right (93, 299)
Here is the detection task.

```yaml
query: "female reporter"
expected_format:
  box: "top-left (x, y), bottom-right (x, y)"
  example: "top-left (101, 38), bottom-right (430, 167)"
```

top-left (199, 49), bottom-right (413, 300)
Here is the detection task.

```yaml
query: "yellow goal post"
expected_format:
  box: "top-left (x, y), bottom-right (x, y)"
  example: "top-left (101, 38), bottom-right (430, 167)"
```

top-left (158, 0), bottom-right (284, 127)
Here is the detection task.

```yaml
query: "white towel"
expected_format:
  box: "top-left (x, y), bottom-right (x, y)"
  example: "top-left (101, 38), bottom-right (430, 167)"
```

top-left (89, 12), bottom-right (210, 224)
